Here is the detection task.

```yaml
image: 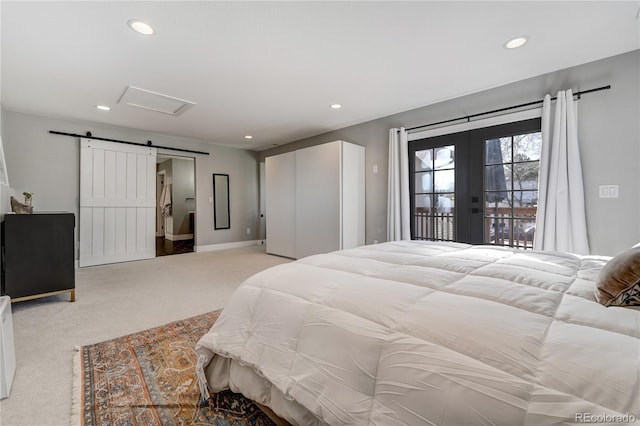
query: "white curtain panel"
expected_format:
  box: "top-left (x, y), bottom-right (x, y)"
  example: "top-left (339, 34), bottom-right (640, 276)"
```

top-left (387, 128), bottom-right (411, 241)
top-left (534, 90), bottom-right (590, 254)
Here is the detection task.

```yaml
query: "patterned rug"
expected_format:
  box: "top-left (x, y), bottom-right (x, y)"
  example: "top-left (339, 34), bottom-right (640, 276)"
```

top-left (74, 310), bottom-right (275, 426)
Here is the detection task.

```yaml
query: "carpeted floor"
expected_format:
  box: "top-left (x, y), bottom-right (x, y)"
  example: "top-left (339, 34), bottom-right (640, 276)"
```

top-left (76, 310), bottom-right (274, 426)
top-left (0, 246), bottom-right (291, 426)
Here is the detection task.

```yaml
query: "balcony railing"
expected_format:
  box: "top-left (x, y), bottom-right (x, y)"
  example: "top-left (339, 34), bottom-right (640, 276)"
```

top-left (414, 206), bottom-right (537, 249)
top-left (414, 209), bottom-right (455, 241)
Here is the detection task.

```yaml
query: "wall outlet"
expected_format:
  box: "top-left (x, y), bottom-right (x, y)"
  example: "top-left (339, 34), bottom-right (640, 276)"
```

top-left (373, 239), bottom-right (379, 244)
top-left (246, 227), bottom-right (251, 234)
top-left (373, 164), bottom-right (379, 174)
top-left (208, 196), bottom-right (213, 203)
top-left (599, 185), bottom-right (619, 198)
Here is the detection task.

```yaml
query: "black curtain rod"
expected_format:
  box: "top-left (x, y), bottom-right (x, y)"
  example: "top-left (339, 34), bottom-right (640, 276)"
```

top-left (405, 85), bottom-right (611, 133)
top-left (49, 130), bottom-right (210, 155)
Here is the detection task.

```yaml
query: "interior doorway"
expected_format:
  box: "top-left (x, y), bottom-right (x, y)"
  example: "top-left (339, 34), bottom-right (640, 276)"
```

top-left (156, 155), bottom-right (196, 256)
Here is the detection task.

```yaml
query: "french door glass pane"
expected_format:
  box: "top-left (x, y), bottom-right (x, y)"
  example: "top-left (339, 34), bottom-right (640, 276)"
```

top-left (412, 145), bottom-right (455, 242)
top-left (514, 132), bottom-right (542, 161)
top-left (434, 170), bottom-right (454, 192)
top-left (512, 191), bottom-right (538, 208)
top-left (484, 131), bottom-right (541, 249)
top-left (485, 165), bottom-right (512, 190)
top-left (486, 217), bottom-right (512, 245)
top-left (485, 138), bottom-right (511, 164)
top-left (415, 149), bottom-right (433, 171)
top-left (434, 146), bottom-right (455, 169)
top-left (513, 162), bottom-right (538, 189)
top-left (436, 193), bottom-right (455, 213)
top-left (415, 194), bottom-right (433, 212)
top-left (414, 172), bottom-right (433, 193)
top-left (485, 193), bottom-right (512, 210)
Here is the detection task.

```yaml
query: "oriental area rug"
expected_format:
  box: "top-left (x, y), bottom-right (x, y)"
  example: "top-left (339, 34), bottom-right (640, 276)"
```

top-left (73, 310), bottom-right (276, 426)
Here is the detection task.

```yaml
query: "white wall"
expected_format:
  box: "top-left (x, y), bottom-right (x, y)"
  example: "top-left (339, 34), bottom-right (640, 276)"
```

top-left (0, 110), bottom-right (260, 255)
top-left (261, 50), bottom-right (640, 256)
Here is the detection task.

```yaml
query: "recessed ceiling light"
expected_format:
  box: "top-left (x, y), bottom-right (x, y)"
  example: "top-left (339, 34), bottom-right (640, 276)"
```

top-left (330, 104), bottom-right (342, 109)
top-left (504, 36), bottom-right (528, 49)
top-left (128, 19), bottom-right (155, 36)
top-left (95, 105), bottom-right (111, 111)
top-left (244, 135), bottom-right (253, 139)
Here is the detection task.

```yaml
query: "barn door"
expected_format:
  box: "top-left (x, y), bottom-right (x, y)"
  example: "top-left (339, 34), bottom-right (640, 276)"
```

top-left (79, 138), bottom-right (157, 267)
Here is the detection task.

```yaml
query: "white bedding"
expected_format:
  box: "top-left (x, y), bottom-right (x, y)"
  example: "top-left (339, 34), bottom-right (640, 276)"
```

top-left (196, 241), bottom-right (640, 425)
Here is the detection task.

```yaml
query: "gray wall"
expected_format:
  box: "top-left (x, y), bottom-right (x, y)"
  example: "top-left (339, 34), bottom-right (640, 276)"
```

top-left (2, 50), bottom-right (637, 257)
top-left (0, 109), bottom-right (260, 252)
top-left (260, 50), bottom-right (640, 256)
top-left (171, 158), bottom-right (195, 235)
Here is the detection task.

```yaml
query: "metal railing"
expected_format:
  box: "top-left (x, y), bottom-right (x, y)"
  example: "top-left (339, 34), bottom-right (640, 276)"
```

top-left (414, 207), bottom-right (537, 249)
top-left (414, 210), bottom-right (455, 241)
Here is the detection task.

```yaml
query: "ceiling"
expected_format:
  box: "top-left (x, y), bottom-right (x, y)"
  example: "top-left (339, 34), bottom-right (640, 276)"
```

top-left (2, 1), bottom-right (639, 151)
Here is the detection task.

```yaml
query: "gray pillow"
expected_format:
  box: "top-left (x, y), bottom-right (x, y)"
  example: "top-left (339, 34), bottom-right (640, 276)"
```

top-left (595, 247), bottom-right (640, 307)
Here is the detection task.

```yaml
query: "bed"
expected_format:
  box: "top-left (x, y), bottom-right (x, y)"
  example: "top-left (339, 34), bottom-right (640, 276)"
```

top-left (195, 241), bottom-right (640, 425)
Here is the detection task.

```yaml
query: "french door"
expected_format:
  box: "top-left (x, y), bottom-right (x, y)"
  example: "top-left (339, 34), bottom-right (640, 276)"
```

top-left (409, 118), bottom-right (542, 248)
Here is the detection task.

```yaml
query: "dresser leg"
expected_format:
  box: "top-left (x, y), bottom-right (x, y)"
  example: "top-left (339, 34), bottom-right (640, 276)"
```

top-left (70, 289), bottom-right (76, 302)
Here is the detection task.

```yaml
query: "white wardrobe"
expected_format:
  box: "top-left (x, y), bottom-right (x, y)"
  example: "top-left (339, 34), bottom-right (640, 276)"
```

top-left (265, 140), bottom-right (365, 259)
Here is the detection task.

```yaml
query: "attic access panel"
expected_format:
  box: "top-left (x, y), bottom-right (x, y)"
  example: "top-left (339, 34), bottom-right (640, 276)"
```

top-left (118, 86), bottom-right (196, 116)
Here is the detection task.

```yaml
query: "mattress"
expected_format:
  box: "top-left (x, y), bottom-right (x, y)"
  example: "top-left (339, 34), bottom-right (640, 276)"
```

top-left (196, 241), bottom-right (640, 425)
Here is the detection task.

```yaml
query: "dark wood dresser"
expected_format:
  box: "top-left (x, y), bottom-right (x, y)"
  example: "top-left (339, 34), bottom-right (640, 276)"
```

top-left (1, 212), bottom-right (75, 302)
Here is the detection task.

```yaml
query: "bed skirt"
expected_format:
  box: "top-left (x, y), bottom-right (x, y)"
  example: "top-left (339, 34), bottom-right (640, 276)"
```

top-left (199, 353), bottom-right (327, 426)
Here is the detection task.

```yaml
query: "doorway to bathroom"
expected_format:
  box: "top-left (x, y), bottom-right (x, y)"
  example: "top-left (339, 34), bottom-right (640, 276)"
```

top-left (156, 155), bottom-right (196, 256)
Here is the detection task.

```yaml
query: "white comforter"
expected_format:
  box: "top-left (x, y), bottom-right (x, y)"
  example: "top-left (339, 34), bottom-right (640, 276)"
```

top-left (196, 241), bottom-right (640, 425)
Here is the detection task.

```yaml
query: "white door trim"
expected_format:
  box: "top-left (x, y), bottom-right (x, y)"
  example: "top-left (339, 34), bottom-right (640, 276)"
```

top-left (408, 108), bottom-right (542, 141)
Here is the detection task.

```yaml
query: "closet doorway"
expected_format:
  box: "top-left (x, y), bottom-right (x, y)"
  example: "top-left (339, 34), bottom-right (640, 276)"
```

top-left (156, 155), bottom-right (196, 256)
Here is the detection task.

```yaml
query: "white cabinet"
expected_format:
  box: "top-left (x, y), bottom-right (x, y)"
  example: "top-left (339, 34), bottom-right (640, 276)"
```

top-left (265, 151), bottom-right (296, 258)
top-left (266, 141), bottom-right (365, 259)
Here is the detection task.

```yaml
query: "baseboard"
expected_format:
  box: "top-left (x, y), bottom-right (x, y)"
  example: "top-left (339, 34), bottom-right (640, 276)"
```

top-left (165, 233), bottom-right (194, 241)
top-left (195, 240), bottom-right (260, 253)
top-left (78, 251), bottom-right (155, 267)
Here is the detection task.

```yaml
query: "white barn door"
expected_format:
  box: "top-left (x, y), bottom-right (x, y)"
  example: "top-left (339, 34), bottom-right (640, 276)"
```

top-left (79, 138), bottom-right (157, 267)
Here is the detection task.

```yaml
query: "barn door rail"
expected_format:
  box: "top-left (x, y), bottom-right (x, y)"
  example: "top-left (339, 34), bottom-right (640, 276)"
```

top-left (49, 130), bottom-right (209, 155)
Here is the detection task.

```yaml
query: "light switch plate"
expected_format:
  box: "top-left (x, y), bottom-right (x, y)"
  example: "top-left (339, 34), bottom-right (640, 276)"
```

top-left (599, 185), bottom-right (619, 198)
